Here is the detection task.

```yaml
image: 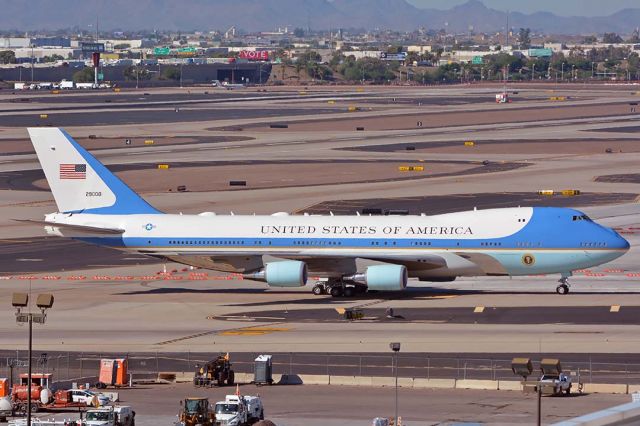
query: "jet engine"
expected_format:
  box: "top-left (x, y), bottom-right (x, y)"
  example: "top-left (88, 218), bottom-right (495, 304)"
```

top-left (244, 260), bottom-right (308, 287)
top-left (346, 264), bottom-right (408, 291)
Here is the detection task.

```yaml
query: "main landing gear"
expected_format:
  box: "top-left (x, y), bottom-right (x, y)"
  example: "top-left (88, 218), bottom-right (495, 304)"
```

top-left (311, 280), bottom-right (366, 298)
top-left (556, 276), bottom-right (571, 295)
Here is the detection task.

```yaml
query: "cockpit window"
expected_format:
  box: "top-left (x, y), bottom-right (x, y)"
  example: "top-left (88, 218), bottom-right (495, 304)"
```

top-left (572, 215), bottom-right (591, 221)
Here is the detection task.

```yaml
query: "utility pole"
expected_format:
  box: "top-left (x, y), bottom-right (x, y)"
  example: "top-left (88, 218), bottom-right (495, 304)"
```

top-left (505, 10), bottom-right (510, 47)
top-left (30, 44), bottom-right (34, 83)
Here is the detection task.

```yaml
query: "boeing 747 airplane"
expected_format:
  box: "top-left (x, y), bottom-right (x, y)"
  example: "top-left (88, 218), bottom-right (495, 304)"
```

top-left (24, 128), bottom-right (630, 296)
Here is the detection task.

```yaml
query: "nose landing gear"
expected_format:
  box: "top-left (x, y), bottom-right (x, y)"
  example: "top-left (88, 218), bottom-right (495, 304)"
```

top-left (556, 276), bottom-right (571, 295)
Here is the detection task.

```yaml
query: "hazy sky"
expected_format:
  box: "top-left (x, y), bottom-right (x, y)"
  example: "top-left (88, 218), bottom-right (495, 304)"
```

top-left (408, 0), bottom-right (639, 17)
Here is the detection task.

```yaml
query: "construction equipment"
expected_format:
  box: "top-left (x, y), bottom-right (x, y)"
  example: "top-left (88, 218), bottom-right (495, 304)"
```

top-left (177, 397), bottom-right (215, 426)
top-left (194, 354), bottom-right (235, 387)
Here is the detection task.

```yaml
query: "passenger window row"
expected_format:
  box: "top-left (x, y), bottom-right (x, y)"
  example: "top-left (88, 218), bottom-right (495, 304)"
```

top-left (581, 242), bottom-right (607, 247)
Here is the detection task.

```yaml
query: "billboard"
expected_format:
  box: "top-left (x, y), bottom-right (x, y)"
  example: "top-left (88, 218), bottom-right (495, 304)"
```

top-left (239, 50), bottom-right (269, 61)
top-left (379, 52), bottom-right (407, 61)
top-left (81, 42), bottom-right (105, 53)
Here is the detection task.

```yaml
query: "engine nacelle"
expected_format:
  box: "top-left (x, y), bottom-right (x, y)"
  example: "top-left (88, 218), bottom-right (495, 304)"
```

top-left (252, 260), bottom-right (308, 287)
top-left (348, 264), bottom-right (408, 291)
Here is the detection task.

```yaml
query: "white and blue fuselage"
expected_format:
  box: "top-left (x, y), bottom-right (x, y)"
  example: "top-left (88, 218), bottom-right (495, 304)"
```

top-left (27, 127), bottom-right (630, 295)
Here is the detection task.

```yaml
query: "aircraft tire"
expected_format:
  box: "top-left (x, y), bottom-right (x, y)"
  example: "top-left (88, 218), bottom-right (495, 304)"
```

top-left (556, 284), bottom-right (569, 295)
top-left (312, 284), bottom-right (325, 296)
top-left (330, 286), bottom-right (343, 297)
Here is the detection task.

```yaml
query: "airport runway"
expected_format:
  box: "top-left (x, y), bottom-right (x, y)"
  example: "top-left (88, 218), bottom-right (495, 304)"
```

top-left (1, 83), bottom-right (639, 362)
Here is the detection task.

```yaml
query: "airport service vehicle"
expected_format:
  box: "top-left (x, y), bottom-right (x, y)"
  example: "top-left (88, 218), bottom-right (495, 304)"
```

top-left (60, 80), bottom-right (74, 89)
top-left (11, 388), bottom-right (95, 414)
top-left (0, 396), bottom-right (11, 422)
top-left (538, 358), bottom-right (573, 396)
top-left (69, 389), bottom-right (110, 406)
top-left (194, 354), bottom-right (235, 387)
top-left (24, 128), bottom-right (630, 296)
top-left (177, 397), bottom-right (216, 426)
top-left (540, 373), bottom-right (572, 396)
top-left (214, 394), bottom-right (263, 426)
top-left (85, 405), bottom-right (135, 426)
top-left (14, 82), bottom-right (26, 90)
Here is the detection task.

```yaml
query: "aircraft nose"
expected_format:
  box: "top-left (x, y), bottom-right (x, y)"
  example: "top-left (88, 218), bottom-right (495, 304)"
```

top-left (618, 235), bottom-right (631, 251)
top-left (611, 229), bottom-right (630, 251)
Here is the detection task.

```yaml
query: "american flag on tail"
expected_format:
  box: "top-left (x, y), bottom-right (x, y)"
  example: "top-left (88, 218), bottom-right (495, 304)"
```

top-left (59, 163), bottom-right (86, 179)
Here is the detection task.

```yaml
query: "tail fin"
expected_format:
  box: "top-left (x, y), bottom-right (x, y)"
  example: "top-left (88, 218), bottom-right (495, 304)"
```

top-left (28, 127), bottom-right (161, 215)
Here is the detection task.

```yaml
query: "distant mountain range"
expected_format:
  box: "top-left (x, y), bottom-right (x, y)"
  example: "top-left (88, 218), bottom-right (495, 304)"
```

top-left (2, 0), bottom-right (640, 35)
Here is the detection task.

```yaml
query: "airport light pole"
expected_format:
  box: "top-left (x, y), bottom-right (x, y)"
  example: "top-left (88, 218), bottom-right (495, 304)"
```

top-left (561, 63), bottom-right (565, 82)
top-left (12, 292), bottom-right (54, 426)
top-left (390, 342), bottom-right (401, 424)
top-left (532, 63), bottom-right (535, 81)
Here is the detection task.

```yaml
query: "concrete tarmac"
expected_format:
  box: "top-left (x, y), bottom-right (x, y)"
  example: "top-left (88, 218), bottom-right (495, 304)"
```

top-left (0, 83), bottom-right (639, 358)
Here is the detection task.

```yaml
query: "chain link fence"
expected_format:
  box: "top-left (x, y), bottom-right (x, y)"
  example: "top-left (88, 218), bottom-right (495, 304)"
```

top-left (4, 352), bottom-right (640, 385)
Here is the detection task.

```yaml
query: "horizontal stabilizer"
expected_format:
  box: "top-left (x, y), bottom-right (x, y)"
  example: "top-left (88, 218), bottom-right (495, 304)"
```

top-left (14, 219), bottom-right (125, 236)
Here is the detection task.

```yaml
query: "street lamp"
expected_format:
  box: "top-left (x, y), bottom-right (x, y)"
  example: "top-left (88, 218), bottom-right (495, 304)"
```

top-left (561, 62), bottom-right (565, 82)
top-left (389, 342), bottom-right (401, 425)
top-left (12, 292), bottom-right (54, 426)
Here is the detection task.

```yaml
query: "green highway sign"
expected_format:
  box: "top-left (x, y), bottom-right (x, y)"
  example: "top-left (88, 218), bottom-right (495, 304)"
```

top-left (154, 47), bottom-right (170, 56)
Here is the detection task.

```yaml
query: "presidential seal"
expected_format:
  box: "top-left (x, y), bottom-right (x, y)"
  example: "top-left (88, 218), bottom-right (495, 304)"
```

top-left (522, 254), bottom-right (536, 266)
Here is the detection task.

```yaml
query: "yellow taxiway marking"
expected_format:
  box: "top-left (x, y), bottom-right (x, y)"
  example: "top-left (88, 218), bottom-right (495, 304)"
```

top-left (474, 306), bottom-right (485, 313)
top-left (610, 305), bottom-right (621, 313)
top-left (220, 326), bottom-right (291, 336)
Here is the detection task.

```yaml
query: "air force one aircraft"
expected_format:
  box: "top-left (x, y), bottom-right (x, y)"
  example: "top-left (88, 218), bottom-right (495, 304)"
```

top-left (25, 128), bottom-right (629, 296)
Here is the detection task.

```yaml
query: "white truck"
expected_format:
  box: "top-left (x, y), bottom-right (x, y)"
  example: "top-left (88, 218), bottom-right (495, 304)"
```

top-left (214, 395), bottom-right (263, 426)
top-left (76, 82), bottom-right (97, 89)
top-left (540, 372), bottom-right (572, 396)
top-left (85, 405), bottom-right (135, 426)
top-left (60, 80), bottom-right (74, 89)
